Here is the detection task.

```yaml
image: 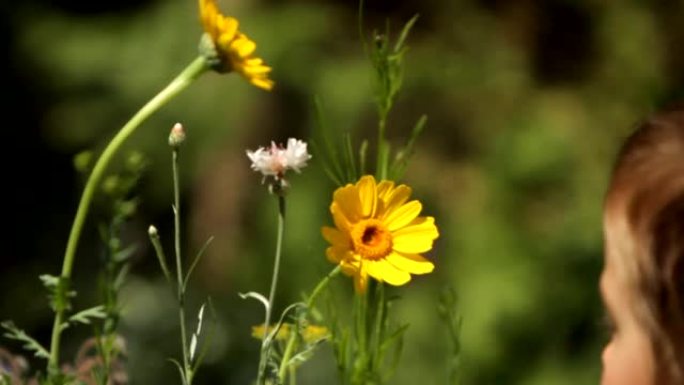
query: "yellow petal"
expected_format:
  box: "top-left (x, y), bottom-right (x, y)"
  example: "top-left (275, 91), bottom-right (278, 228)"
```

top-left (331, 203), bottom-right (352, 232)
top-left (391, 216), bottom-right (438, 253)
top-left (354, 262), bottom-right (369, 294)
top-left (322, 226), bottom-right (349, 247)
top-left (376, 180), bottom-right (395, 201)
top-left (199, 0), bottom-right (216, 28)
top-left (386, 251), bottom-right (434, 275)
top-left (232, 37), bottom-right (257, 58)
top-left (326, 246), bottom-right (353, 264)
top-left (340, 258), bottom-right (360, 275)
top-left (379, 185), bottom-right (412, 218)
top-left (332, 184), bottom-right (361, 225)
top-left (243, 64), bottom-right (272, 75)
top-left (383, 200), bottom-right (422, 232)
top-left (249, 77), bottom-right (274, 91)
top-left (218, 33), bottom-right (234, 49)
top-left (246, 57), bottom-right (264, 66)
top-left (367, 259), bottom-right (411, 286)
top-left (224, 17), bottom-right (239, 40)
top-left (357, 175), bottom-right (377, 218)
top-left (216, 17), bottom-right (238, 43)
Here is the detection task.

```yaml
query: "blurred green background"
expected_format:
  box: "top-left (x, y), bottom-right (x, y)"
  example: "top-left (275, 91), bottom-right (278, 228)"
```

top-left (2, 0), bottom-right (684, 384)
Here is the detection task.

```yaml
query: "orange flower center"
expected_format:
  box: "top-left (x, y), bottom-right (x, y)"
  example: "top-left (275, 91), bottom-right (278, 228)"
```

top-left (351, 219), bottom-right (393, 260)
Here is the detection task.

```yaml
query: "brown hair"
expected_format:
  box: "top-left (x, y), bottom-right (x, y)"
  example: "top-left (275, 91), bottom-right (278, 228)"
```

top-left (604, 104), bottom-right (684, 383)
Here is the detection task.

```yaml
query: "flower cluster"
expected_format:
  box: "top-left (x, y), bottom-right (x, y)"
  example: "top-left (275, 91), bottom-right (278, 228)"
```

top-left (322, 175), bottom-right (439, 293)
top-left (251, 324), bottom-right (329, 343)
top-left (198, 0), bottom-right (274, 90)
top-left (246, 138), bottom-right (311, 185)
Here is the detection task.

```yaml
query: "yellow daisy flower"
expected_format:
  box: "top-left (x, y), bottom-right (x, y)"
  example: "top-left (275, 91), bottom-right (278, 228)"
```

top-left (301, 325), bottom-right (330, 342)
top-left (251, 324), bottom-right (329, 343)
top-left (198, 0), bottom-right (274, 90)
top-left (322, 175), bottom-right (438, 294)
top-left (251, 324), bottom-right (292, 341)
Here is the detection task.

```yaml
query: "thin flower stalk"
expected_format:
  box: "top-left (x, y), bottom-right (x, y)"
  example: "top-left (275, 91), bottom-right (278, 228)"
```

top-left (172, 142), bottom-right (193, 385)
top-left (246, 138), bottom-right (311, 384)
top-left (256, 195), bottom-right (286, 385)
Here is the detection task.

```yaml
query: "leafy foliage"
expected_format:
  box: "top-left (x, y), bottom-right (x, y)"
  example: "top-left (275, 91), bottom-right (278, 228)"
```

top-left (1, 321), bottom-right (49, 360)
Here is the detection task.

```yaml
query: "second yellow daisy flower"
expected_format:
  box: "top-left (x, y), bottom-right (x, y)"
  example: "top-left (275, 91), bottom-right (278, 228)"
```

top-left (322, 175), bottom-right (439, 293)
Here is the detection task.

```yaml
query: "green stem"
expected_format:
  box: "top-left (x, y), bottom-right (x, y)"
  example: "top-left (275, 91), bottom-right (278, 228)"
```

top-left (257, 195), bottom-right (287, 385)
top-left (351, 280), bottom-right (375, 385)
top-left (289, 366), bottom-right (297, 385)
top-left (376, 115), bottom-right (389, 180)
top-left (277, 265), bottom-right (341, 383)
top-left (305, 265), bottom-right (341, 310)
top-left (47, 56), bottom-right (209, 373)
top-left (369, 282), bottom-right (385, 373)
top-left (173, 148), bottom-right (192, 385)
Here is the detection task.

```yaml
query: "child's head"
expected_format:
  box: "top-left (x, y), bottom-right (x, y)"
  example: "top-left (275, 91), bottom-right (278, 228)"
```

top-left (601, 105), bottom-right (684, 385)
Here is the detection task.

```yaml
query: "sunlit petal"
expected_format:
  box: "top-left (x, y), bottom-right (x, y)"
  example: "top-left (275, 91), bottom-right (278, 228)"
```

top-left (383, 200), bottom-right (422, 232)
top-left (386, 252), bottom-right (434, 275)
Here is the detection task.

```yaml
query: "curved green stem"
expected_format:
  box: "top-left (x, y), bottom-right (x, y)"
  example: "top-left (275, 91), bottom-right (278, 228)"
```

top-left (47, 56), bottom-right (210, 373)
top-left (277, 265), bottom-right (341, 383)
top-left (305, 265), bottom-right (341, 311)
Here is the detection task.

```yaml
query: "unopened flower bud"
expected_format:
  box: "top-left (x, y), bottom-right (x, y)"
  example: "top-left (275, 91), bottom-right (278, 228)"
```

top-left (168, 123), bottom-right (186, 148)
top-left (148, 225), bottom-right (159, 238)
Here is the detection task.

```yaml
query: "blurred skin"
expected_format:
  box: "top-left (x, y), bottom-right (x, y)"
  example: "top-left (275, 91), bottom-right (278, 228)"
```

top-left (600, 222), bottom-right (655, 385)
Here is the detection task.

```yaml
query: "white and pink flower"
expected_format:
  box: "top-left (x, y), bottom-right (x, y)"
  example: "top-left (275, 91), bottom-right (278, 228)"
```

top-left (246, 138), bottom-right (311, 182)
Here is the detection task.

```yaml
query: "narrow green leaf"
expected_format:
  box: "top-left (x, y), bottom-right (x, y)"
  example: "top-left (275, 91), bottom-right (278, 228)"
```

top-left (1, 321), bottom-right (49, 359)
top-left (390, 114), bottom-right (427, 179)
top-left (191, 298), bottom-right (217, 372)
top-left (359, 140), bottom-right (369, 176)
top-left (112, 244), bottom-right (137, 263)
top-left (67, 305), bottom-right (107, 327)
top-left (309, 140), bottom-right (343, 186)
top-left (39, 274), bottom-right (60, 289)
top-left (285, 338), bottom-right (327, 368)
top-left (113, 263), bottom-right (131, 291)
top-left (167, 358), bottom-right (187, 385)
top-left (183, 236), bottom-right (214, 291)
top-left (147, 225), bottom-right (172, 283)
top-left (267, 302), bottom-right (305, 344)
top-left (393, 14), bottom-right (419, 54)
top-left (343, 133), bottom-right (358, 182)
top-left (439, 286), bottom-right (463, 385)
top-left (189, 303), bottom-right (206, 363)
top-left (380, 323), bottom-right (409, 381)
top-left (313, 96), bottom-right (345, 185)
top-left (238, 291), bottom-right (270, 314)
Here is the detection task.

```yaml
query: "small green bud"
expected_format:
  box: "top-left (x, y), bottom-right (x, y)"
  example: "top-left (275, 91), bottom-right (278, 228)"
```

top-left (126, 151), bottom-right (145, 171)
top-left (73, 151), bottom-right (93, 174)
top-left (119, 200), bottom-right (138, 217)
top-left (168, 123), bottom-right (186, 148)
top-left (102, 175), bottom-right (120, 195)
